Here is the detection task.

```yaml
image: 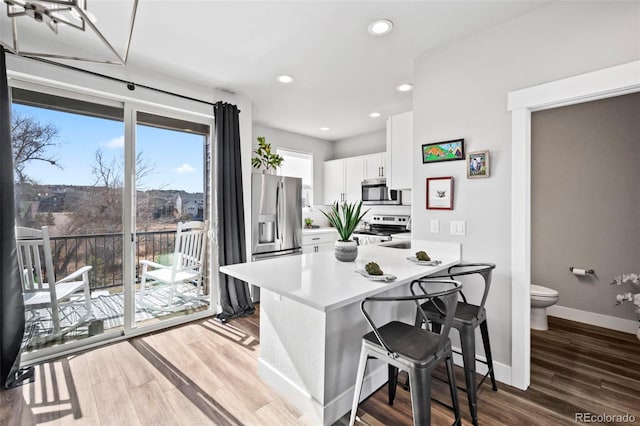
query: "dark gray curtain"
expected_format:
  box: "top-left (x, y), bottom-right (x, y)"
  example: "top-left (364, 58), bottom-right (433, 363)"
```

top-left (215, 102), bottom-right (254, 320)
top-left (0, 47), bottom-right (28, 389)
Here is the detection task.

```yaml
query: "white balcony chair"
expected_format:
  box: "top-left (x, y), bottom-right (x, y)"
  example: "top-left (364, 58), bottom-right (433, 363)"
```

top-left (16, 226), bottom-right (93, 343)
top-left (139, 220), bottom-right (209, 310)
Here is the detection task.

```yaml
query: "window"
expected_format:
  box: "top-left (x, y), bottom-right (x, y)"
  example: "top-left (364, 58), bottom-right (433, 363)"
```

top-left (276, 148), bottom-right (313, 207)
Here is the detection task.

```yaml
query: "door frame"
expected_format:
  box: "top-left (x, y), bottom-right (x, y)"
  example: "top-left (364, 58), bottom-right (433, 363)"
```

top-left (508, 60), bottom-right (640, 390)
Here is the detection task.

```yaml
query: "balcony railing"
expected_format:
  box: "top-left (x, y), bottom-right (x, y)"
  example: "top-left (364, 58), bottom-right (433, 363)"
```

top-left (51, 230), bottom-right (176, 290)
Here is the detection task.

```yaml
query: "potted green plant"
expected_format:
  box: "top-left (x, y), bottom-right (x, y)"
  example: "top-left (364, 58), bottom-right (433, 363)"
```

top-left (304, 217), bottom-right (314, 228)
top-left (251, 136), bottom-right (284, 173)
top-left (321, 201), bottom-right (368, 262)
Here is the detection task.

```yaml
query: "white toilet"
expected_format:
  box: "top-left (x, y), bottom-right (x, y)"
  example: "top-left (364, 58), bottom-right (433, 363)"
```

top-left (530, 284), bottom-right (559, 330)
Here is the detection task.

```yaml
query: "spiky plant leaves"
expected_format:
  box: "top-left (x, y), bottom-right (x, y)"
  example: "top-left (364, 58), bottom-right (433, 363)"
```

top-left (321, 201), bottom-right (368, 242)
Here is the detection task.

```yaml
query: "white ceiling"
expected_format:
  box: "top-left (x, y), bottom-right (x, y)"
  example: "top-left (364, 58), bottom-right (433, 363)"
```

top-left (5, 1), bottom-right (551, 140)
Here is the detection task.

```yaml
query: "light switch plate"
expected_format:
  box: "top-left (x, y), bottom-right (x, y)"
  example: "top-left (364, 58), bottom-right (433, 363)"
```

top-left (430, 219), bottom-right (439, 234)
top-left (450, 220), bottom-right (466, 236)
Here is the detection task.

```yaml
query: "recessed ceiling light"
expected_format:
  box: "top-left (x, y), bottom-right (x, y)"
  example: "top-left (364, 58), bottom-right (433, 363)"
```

top-left (276, 74), bottom-right (294, 84)
top-left (396, 83), bottom-right (414, 92)
top-left (368, 19), bottom-right (394, 36)
top-left (369, 112), bottom-right (381, 118)
top-left (320, 127), bottom-right (330, 131)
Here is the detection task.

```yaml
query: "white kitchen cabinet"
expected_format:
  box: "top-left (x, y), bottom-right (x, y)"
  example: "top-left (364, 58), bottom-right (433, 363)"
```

top-left (386, 111), bottom-right (413, 189)
top-left (323, 157), bottom-right (364, 204)
top-left (302, 230), bottom-right (338, 253)
top-left (344, 157), bottom-right (364, 203)
top-left (363, 153), bottom-right (387, 179)
top-left (323, 159), bottom-right (345, 204)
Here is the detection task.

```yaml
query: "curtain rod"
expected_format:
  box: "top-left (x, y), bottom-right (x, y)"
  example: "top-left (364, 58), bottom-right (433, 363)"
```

top-left (7, 51), bottom-right (239, 111)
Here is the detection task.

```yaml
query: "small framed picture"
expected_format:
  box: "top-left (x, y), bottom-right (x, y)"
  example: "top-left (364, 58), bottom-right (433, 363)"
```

top-left (466, 150), bottom-right (490, 179)
top-left (422, 139), bottom-right (465, 164)
top-left (426, 177), bottom-right (454, 210)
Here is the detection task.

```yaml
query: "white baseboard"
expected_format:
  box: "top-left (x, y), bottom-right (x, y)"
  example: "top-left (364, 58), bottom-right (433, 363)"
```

top-left (451, 346), bottom-right (512, 386)
top-left (547, 305), bottom-right (638, 334)
top-left (257, 357), bottom-right (387, 426)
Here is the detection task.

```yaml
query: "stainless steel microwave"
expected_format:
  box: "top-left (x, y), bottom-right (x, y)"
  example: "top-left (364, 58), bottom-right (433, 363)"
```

top-left (361, 178), bottom-right (401, 205)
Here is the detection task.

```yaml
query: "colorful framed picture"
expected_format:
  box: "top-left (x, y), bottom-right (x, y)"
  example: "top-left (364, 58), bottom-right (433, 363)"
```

top-left (422, 139), bottom-right (465, 163)
top-left (466, 150), bottom-right (490, 179)
top-left (426, 177), bottom-right (453, 210)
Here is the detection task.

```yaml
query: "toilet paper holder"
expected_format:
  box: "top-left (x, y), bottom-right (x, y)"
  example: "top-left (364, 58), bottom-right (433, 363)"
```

top-left (569, 266), bottom-right (595, 275)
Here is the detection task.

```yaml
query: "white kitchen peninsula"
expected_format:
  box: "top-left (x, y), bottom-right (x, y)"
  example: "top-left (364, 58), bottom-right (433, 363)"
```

top-left (220, 240), bottom-right (461, 425)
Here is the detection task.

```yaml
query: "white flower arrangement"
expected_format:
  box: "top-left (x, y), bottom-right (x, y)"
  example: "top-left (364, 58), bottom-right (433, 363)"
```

top-left (612, 273), bottom-right (640, 312)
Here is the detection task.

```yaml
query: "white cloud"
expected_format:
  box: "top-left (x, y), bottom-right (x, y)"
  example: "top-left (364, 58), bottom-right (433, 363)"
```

top-left (101, 136), bottom-right (125, 149)
top-left (175, 163), bottom-right (195, 174)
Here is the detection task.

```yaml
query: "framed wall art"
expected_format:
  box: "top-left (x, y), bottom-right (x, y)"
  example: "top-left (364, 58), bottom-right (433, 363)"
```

top-left (426, 176), bottom-right (453, 210)
top-left (466, 150), bottom-right (490, 179)
top-left (422, 139), bottom-right (465, 164)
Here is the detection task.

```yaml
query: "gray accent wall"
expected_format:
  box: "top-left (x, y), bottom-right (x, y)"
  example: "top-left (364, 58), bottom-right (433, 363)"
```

top-left (532, 93), bottom-right (640, 321)
top-left (252, 123), bottom-right (334, 205)
top-left (332, 129), bottom-right (386, 159)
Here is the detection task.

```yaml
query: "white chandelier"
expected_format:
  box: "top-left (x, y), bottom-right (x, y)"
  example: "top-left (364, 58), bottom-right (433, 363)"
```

top-left (1, 0), bottom-right (138, 64)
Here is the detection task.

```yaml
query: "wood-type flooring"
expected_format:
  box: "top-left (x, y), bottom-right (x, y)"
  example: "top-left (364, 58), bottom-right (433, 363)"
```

top-left (1, 309), bottom-right (639, 425)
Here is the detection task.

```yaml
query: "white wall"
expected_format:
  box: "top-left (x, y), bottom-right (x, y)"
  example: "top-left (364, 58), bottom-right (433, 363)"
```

top-left (252, 123), bottom-right (334, 206)
top-left (332, 129), bottom-right (386, 159)
top-left (412, 1), bottom-right (640, 369)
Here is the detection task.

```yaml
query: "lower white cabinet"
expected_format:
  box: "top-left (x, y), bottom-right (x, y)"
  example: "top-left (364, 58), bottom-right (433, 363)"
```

top-left (302, 230), bottom-right (338, 253)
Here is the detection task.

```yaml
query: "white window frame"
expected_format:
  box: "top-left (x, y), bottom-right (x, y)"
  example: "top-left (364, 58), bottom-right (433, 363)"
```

top-left (276, 147), bottom-right (314, 208)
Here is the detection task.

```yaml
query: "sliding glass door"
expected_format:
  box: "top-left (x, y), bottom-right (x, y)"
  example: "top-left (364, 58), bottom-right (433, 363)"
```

top-left (12, 87), bottom-right (126, 352)
top-left (132, 110), bottom-right (211, 327)
top-left (11, 85), bottom-right (215, 358)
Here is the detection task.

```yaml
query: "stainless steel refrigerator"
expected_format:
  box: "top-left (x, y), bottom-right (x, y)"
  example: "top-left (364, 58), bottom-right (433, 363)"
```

top-left (251, 173), bottom-right (302, 261)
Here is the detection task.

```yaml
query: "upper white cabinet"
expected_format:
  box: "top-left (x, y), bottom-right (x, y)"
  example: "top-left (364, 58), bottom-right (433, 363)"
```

top-left (323, 157), bottom-right (364, 204)
top-left (324, 159), bottom-right (345, 204)
top-left (363, 153), bottom-right (387, 179)
top-left (386, 111), bottom-right (413, 190)
top-left (344, 157), bottom-right (364, 203)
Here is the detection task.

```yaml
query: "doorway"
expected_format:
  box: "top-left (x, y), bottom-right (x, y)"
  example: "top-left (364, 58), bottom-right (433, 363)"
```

top-left (508, 60), bottom-right (640, 390)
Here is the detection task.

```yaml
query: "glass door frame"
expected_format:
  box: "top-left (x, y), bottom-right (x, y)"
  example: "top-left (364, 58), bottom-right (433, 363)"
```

top-left (123, 103), bottom-right (217, 334)
top-left (9, 76), bottom-right (218, 364)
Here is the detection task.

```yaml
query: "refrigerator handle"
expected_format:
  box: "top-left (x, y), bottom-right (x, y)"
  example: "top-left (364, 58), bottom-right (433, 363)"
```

top-left (275, 182), bottom-right (280, 240)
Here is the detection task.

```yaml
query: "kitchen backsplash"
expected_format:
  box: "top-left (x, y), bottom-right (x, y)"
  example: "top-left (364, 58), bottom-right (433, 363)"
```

top-left (305, 204), bottom-right (411, 229)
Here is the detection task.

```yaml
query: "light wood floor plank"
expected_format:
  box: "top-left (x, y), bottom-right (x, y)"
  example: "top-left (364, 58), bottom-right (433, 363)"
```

top-left (126, 380), bottom-right (180, 426)
top-left (92, 376), bottom-right (141, 426)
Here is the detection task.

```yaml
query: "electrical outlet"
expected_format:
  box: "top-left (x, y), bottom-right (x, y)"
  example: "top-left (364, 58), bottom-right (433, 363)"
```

top-left (450, 220), bottom-right (466, 236)
top-left (430, 219), bottom-right (439, 234)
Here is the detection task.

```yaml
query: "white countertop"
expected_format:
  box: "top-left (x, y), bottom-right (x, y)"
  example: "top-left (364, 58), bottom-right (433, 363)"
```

top-left (302, 227), bottom-right (338, 235)
top-left (220, 239), bottom-right (460, 312)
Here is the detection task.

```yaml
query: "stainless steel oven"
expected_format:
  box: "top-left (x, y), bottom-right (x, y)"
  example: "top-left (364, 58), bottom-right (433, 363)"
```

top-left (361, 178), bottom-right (401, 205)
top-left (353, 214), bottom-right (411, 245)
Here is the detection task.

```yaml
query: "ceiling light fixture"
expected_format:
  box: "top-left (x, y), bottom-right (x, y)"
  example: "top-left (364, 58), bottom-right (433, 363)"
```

top-left (1, 0), bottom-right (138, 64)
top-left (368, 19), bottom-right (393, 36)
top-left (276, 74), bottom-right (295, 84)
top-left (369, 112), bottom-right (381, 118)
top-left (396, 83), bottom-right (414, 92)
top-left (320, 127), bottom-right (330, 131)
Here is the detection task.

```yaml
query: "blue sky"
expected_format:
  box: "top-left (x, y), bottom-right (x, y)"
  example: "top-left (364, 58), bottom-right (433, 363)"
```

top-left (13, 104), bottom-right (205, 193)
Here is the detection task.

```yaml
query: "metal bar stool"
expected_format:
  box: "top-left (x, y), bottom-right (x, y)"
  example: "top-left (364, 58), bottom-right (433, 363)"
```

top-left (390, 263), bottom-right (497, 426)
top-left (349, 279), bottom-right (463, 426)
